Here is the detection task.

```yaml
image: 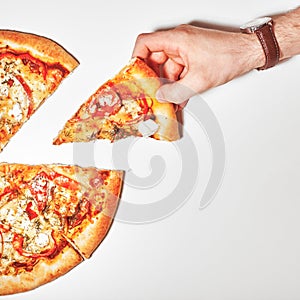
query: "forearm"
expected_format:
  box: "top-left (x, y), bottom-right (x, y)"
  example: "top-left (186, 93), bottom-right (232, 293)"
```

top-left (274, 7), bottom-right (300, 60)
top-left (229, 7), bottom-right (300, 74)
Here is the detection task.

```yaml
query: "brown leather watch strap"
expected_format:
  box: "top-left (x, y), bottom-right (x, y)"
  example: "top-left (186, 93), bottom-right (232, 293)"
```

top-left (255, 22), bottom-right (280, 70)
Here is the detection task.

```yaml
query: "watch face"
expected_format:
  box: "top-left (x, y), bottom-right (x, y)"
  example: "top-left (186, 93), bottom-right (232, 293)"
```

top-left (240, 17), bottom-right (272, 33)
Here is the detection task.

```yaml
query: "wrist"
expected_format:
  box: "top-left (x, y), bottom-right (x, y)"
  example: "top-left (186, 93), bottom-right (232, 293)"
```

top-left (237, 32), bottom-right (266, 71)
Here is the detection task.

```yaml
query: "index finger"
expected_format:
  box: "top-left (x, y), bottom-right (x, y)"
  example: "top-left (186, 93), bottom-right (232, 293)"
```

top-left (132, 31), bottom-right (174, 59)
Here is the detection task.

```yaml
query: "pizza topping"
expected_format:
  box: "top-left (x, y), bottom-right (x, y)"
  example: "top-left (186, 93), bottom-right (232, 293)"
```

top-left (88, 89), bottom-right (121, 118)
top-left (25, 202), bottom-right (38, 221)
top-left (52, 173), bottom-right (79, 191)
top-left (0, 84), bottom-right (9, 96)
top-left (139, 98), bottom-right (150, 115)
top-left (68, 198), bottom-right (91, 228)
top-left (29, 172), bottom-right (51, 212)
top-left (14, 75), bottom-right (34, 117)
top-left (0, 230), bottom-right (3, 258)
top-left (34, 232), bottom-right (50, 248)
top-left (8, 102), bottom-right (23, 122)
top-left (22, 56), bottom-right (46, 78)
top-left (0, 186), bottom-right (14, 199)
top-left (12, 231), bottom-right (56, 258)
top-left (89, 177), bottom-right (103, 188)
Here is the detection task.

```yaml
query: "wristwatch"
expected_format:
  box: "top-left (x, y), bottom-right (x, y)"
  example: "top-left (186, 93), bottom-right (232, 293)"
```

top-left (240, 17), bottom-right (280, 70)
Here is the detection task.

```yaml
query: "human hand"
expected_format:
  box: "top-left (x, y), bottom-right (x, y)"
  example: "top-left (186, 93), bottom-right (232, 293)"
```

top-left (132, 24), bottom-right (265, 104)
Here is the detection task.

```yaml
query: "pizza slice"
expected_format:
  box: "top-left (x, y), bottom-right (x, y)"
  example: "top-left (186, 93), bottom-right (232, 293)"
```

top-left (28, 164), bottom-right (124, 259)
top-left (0, 163), bottom-right (123, 295)
top-left (53, 57), bottom-right (180, 145)
top-left (0, 30), bottom-right (79, 152)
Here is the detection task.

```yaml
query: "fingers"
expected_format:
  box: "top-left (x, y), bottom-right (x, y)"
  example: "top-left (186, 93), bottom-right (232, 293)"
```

top-left (133, 29), bottom-right (195, 105)
top-left (161, 58), bottom-right (184, 81)
top-left (132, 31), bottom-right (171, 59)
top-left (156, 75), bottom-right (198, 104)
top-left (146, 51), bottom-right (168, 75)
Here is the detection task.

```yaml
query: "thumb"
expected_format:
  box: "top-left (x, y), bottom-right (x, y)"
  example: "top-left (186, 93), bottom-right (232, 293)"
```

top-left (156, 77), bottom-right (198, 104)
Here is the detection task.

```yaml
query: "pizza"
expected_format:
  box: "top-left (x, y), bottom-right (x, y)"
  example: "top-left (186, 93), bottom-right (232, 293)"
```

top-left (0, 30), bottom-right (79, 152)
top-left (53, 57), bottom-right (180, 145)
top-left (0, 163), bottom-right (123, 295)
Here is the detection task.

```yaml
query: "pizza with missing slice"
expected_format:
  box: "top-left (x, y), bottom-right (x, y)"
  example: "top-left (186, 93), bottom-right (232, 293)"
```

top-left (0, 163), bottom-right (123, 295)
top-left (0, 30), bottom-right (79, 152)
top-left (53, 57), bottom-right (180, 145)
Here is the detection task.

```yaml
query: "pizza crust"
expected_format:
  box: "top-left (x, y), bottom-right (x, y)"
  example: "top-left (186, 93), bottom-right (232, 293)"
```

top-left (0, 244), bottom-right (82, 296)
top-left (0, 30), bottom-right (79, 72)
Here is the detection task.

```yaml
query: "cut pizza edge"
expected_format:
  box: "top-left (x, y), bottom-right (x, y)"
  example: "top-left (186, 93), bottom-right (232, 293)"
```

top-left (52, 57), bottom-right (180, 145)
top-left (0, 30), bottom-right (79, 152)
top-left (0, 163), bottom-right (124, 295)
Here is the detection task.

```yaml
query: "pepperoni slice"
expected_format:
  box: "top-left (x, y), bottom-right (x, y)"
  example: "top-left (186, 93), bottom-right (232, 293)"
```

top-left (89, 89), bottom-right (121, 118)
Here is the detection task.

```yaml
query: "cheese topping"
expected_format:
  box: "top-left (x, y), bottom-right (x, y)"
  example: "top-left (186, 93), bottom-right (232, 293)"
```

top-left (34, 232), bottom-right (50, 248)
top-left (110, 99), bottom-right (142, 123)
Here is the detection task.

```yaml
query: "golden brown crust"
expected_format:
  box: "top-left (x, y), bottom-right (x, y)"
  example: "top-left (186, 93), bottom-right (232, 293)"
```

top-left (0, 244), bottom-right (82, 296)
top-left (0, 30), bottom-right (79, 72)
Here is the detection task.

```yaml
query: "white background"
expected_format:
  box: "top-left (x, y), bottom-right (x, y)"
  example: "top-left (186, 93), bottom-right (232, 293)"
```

top-left (1, 0), bottom-right (300, 299)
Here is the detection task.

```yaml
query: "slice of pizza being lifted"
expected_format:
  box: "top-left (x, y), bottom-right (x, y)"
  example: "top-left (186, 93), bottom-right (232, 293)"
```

top-left (0, 30), bottom-right (79, 152)
top-left (0, 163), bottom-right (123, 295)
top-left (53, 57), bottom-right (180, 145)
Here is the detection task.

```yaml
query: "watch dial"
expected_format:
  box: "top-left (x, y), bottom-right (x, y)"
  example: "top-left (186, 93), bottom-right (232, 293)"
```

top-left (240, 17), bottom-right (272, 32)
